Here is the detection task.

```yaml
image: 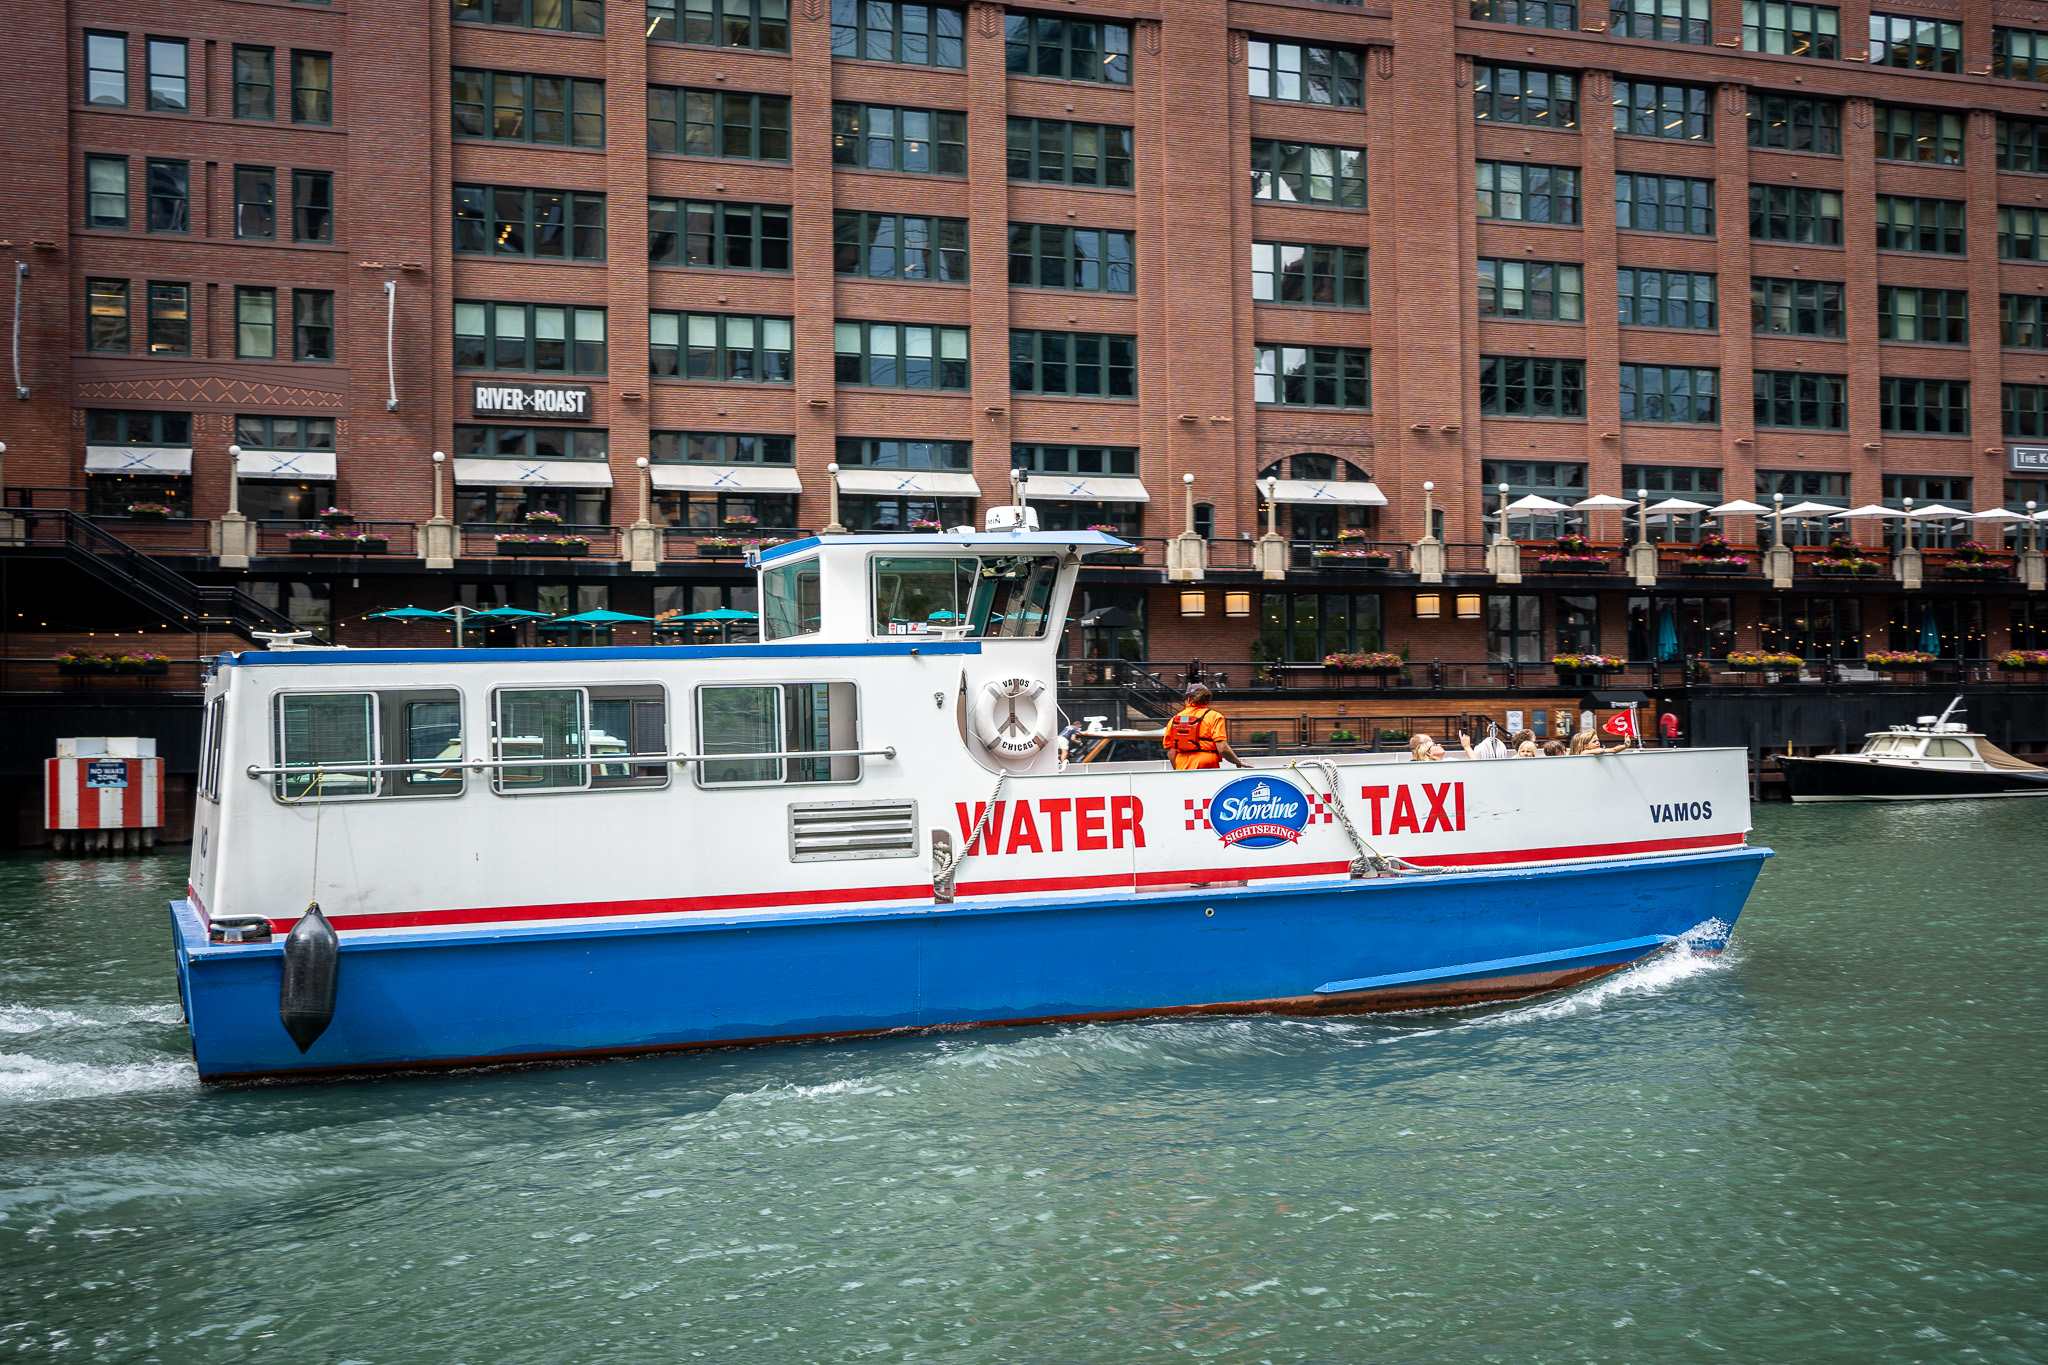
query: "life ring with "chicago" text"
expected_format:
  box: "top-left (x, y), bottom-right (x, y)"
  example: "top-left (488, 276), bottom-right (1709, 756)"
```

top-left (970, 678), bottom-right (1056, 763)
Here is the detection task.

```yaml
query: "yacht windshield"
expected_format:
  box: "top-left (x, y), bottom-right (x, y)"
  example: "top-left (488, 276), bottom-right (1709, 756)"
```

top-left (872, 555), bottom-right (1060, 637)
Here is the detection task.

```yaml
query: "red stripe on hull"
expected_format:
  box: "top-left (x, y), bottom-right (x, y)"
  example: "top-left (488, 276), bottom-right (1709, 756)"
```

top-left (265, 832), bottom-right (1746, 934)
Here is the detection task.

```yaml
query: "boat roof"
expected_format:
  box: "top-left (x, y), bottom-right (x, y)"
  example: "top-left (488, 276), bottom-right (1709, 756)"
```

top-left (219, 640), bottom-right (984, 668)
top-left (757, 529), bottom-right (1129, 565)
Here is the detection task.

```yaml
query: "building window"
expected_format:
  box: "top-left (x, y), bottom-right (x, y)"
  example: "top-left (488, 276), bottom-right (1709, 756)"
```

top-left (1617, 269), bottom-right (1716, 329)
top-left (2007, 384), bottom-right (2048, 436)
top-left (1009, 330), bottom-right (1134, 397)
top-left (648, 89), bottom-right (791, 160)
top-left (1613, 80), bottom-right (1712, 140)
top-left (453, 185), bottom-right (607, 260)
top-left (1883, 475), bottom-right (1973, 549)
top-left (832, 323), bottom-right (968, 389)
top-left (1629, 597), bottom-right (1733, 660)
top-left (840, 496), bottom-right (972, 532)
top-left (1246, 40), bottom-right (1364, 106)
top-left (1747, 92), bottom-right (1840, 153)
top-left (1472, 65), bottom-right (1578, 128)
top-left (1005, 15), bottom-right (1130, 83)
top-left (1743, 1), bottom-right (1839, 57)
top-left (1616, 173), bottom-right (1715, 234)
top-left (1755, 370), bottom-right (1847, 429)
top-left (234, 167), bottom-right (275, 239)
top-left (1471, 0), bottom-right (1577, 29)
top-left (1878, 288), bottom-right (1967, 344)
top-left (646, 0), bottom-right (788, 48)
top-left (1759, 596), bottom-right (1862, 656)
top-left (1609, 0), bottom-right (1708, 43)
top-left (291, 51), bottom-right (331, 124)
top-left (236, 414), bottom-right (335, 449)
top-left (1998, 206), bottom-right (2048, 260)
top-left (1993, 26), bottom-right (2048, 80)
top-left (1753, 277), bottom-right (1845, 336)
top-left (1259, 592), bottom-right (1384, 663)
top-left (1998, 117), bottom-right (2048, 172)
top-left (146, 38), bottom-right (187, 112)
top-left (834, 104), bottom-right (968, 175)
top-left (293, 171), bottom-right (333, 242)
top-left (1885, 598), bottom-right (1983, 657)
top-left (1870, 13), bottom-right (1961, 70)
top-left (1478, 259), bottom-right (1583, 320)
top-left (452, 70), bottom-right (604, 147)
top-left (85, 156), bottom-right (127, 230)
top-left (1009, 224), bottom-right (1133, 292)
top-left (837, 438), bottom-right (973, 469)
top-left (1011, 444), bottom-right (1137, 476)
top-left (1487, 595), bottom-right (1544, 664)
top-left (86, 279), bottom-right (128, 352)
top-left (1484, 460), bottom-right (1587, 539)
top-left (145, 159), bottom-right (187, 234)
top-left (453, 429), bottom-right (611, 526)
top-left (653, 431), bottom-right (792, 462)
top-left (234, 46), bottom-right (274, 119)
top-left (1005, 118), bottom-right (1129, 187)
top-left (456, 301), bottom-right (608, 374)
top-left (1557, 594), bottom-right (1601, 655)
top-left (1620, 366), bottom-right (1718, 423)
top-left (236, 286), bottom-right (276, 359)
top-left (1750, 184), bottom-right (1842, 244)
top-left (1250, 140), bottom-right (1365, 207)
top-left (452, 0), bottom-right (603, 33)
top-left (1875, 106), bottom-right (1963, 165)
top-left (835, 213), bottom-right (968, 281)
top-left (1622, 465), bottom-right (1722, 542)
top-left (1877, 197), bottom-right (1965, 254)
top-left (1880, 379), bottom-right (1969, 434)
top-left (146, 283), bottom-right (189, 356)
top-left (294, 292), bottom-right (334, 362)
top-left (1757, 470), bottom-right (1849, 543)
top-left (1253, 345), bottom-right (1371, 408)
top-left (1477, 161), bottom-right (1581, 223)
top-left (1480, 357), bottom-right (1585, 417)
top-left (650, 200), bottom-right (791, 270)
top-left (2002, 295), bottom-right (2048, 350)
top-left (1251, 243), bottom-right (1368, 308)
top-left (651, 312), bottom-right (794, 382)
top-left (85, 31), bottom-right (126, 107)
top-left (87, 409), bottom-right (191, 446)
top-left (832, 0), bottom-right (964, 66)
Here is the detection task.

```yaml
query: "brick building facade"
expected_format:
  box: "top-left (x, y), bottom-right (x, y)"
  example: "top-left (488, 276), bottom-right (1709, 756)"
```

top-left (7, 0), bottom-right (2048, 676)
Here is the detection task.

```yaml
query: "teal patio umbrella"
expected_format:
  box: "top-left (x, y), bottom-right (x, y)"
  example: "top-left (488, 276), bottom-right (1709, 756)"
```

top-left (464, 606), bottom-right (551, 620)
top-left (666, 607), bottom-right (758, 641)
top-left (367, 606), bottom-right (452, 620)
top-left (552, 609), bottom-right (655, 624)
top-left (1655, 603), bottom-right (1681, 662)
top-left (1920, 605), bottom-right (1941, 655)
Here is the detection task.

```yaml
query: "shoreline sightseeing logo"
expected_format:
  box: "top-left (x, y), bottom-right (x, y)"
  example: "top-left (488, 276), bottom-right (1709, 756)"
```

top-left (1207, 776), bottom-right (1310, 849)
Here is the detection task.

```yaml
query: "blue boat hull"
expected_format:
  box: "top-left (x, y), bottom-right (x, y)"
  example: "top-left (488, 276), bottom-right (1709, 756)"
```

top-left (171, 847), bottom-right (1770, 1081)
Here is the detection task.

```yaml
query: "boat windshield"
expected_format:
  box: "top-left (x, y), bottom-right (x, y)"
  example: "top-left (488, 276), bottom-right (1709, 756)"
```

top-left (1864, 736), bottom-right (1899, 754)
top-left (872, 555), bottom-right (1060, 637)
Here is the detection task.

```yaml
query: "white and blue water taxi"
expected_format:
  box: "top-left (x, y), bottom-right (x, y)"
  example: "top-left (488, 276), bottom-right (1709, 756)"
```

top-left (172, 514), bottom-right (1769, 1081)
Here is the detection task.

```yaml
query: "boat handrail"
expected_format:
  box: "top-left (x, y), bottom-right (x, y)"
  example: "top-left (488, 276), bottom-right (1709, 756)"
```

top-left (243, 746), bottom-right (898, 780)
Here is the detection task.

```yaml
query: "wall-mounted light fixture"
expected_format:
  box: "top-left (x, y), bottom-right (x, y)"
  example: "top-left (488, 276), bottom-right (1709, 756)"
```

top-left (1456, 594), bottom-right (1483, 619)
top-left (1223, 591), bottom-right (1252, 617)
top-left (1180, 589), bottom-right (1206, 617)
top-left (1414, 593), bottom-right (1441, 619)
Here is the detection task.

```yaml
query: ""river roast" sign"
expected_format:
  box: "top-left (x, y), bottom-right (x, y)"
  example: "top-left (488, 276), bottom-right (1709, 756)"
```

top-left (469, 382), bottom-right (594, 420)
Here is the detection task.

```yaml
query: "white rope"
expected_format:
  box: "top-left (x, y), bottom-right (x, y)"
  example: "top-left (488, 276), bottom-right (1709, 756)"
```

top-left (933, 772), bottom-right (1006, 901)
top-left (1288, 759), bottom-right (1449, 878)
top-left (279, 765), bottom-right (329, 905)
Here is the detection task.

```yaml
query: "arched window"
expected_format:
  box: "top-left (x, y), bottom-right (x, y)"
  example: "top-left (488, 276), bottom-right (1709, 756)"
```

top-left (1255, 452), bottom-right (1381, 543)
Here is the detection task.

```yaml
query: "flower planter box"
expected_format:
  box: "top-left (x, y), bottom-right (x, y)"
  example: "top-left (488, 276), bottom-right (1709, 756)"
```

top-left (696, 545), bottom-right (744, 559)
top-left (55, 662), bottom-right (113, 677)
top-left (318, 515), bottom-right (355, 529)
top-left (1314, 553), bottom-right (1392, 570)
top-left (290, 537), bottom-right (387, 555)
top-left (910, 526), bottom-right (942, 535)
top-left (1554, 667), bottom-right (1625, 683)
top-left (126, 510), bottom-right (169, 523)
top-left (497, 541), bottom-right (590, 558)
top-left (1679, 559), bottom-right (1747, 575)
top-left (1814, 564), bottom-right (1880, 578)
top-left (1942, 565), bottom-right (2011, 580)
top-left (1873, 662), bottom-right (1934, 672)
top-left (1095, 548), bottom-right (1145, 563)
top-left (115, 661), bottom-right (171, 676)
top-left (1536, 560), bottom-right (1610, 573)
top-left (1324, 665), bottom-right (1405, 677)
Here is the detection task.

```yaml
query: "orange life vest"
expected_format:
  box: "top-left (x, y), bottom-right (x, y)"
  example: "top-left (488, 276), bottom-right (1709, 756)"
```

top-left (1164, 706), bottom-right (1222, 756)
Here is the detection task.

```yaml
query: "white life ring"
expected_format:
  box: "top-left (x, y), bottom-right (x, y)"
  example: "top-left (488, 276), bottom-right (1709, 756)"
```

top-left (971, 677), bottom-right (1055, 763)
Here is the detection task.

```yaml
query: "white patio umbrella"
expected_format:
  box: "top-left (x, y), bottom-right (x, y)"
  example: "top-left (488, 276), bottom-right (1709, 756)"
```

top-left (1776, 501), bottom-right (1845, 517)
top-left (1962, 507), bottom-right (2024, 522)
top-left (1572, 493), bottom-right (1637, 544)
top-left (1500, 493), bottom-right (1574, 539)
top-left (1902, 503), bottom-right (1968, 550)
top-left (1831, 503), bottom-right (1905, 552)
top-left (1707, 499), bottom-right (1772, 515)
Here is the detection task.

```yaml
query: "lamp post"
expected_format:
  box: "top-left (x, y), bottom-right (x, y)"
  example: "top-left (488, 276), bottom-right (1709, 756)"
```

top-left (1635, 486), bottom-right (1648, 547)
top-left (636, 455), bottom-right (651, 524)
top-left (225, 444), bottom-right (242, 518)
top-left (431, 450), bottom-right (445, 522)
top-left (1264, 476), bottom-right (1279, 539)
top-left (1496, 482), bottom-right (1510, 542)
top-left (2031, 500), bottom-right (2040, 554)
top-left (1903, 495), bottom-right (1915, 552)
top-left (424, 450), bottom-right (455, 569)
top-left (823, 462), bottom-right (844, 534)
top-left (1772, 491), bottom-right (1784, 548)
top-left (1422, 480), bottom-right (1435, 539)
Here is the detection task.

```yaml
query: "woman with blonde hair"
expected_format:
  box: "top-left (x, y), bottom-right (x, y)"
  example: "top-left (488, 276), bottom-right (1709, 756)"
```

top-left (1570, 728), bottom-right (1625, 755)
top-left (1409, 732), bottom-right (1448, 761)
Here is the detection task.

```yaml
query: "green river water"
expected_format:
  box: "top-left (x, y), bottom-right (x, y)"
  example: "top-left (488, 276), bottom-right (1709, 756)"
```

top-left (1, 802), bottom-right (2043, 1363)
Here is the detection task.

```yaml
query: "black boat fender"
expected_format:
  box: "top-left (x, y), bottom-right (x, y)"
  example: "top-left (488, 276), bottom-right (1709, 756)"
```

top-left (279, 902), bottom-right (339, 1053)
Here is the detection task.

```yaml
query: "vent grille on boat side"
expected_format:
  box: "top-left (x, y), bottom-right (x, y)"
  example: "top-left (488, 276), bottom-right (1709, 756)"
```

top-left (788, 800), bottom-right (919, 862)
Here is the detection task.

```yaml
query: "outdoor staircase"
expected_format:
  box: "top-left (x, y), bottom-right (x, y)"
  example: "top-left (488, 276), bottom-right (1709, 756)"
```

top-left (3, 507), bottom-right (304, 644)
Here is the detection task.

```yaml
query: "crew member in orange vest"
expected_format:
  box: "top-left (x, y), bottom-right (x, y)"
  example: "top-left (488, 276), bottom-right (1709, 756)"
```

top-left (1162, 685), bottom-right (1251, 771)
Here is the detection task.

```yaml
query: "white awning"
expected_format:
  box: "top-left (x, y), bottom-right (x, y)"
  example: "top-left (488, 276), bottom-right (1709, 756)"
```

top-left (837, 469), bottom-right (983, 497)
top-left (1021, 476), bottom-right (1151, 504)
top-left (84, 446), bottom-right (192, 475)
top-left (234, 449), bottom-right (338, 482)
top-left (650, 464), bottom-right (802, 494)
top-left (1268, 479), bottom-right (1387, 507)
top-left (452, 458), bottom-right (613, 488)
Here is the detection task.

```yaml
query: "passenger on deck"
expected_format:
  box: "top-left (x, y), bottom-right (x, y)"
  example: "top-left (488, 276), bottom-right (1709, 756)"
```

top-left (1162, 685), bottom-right (1251, 771)
top-left (1514, 730), bottom-right (1540, 757)
top-left (1410, 733), bottom-right (1449, 762)
top-left (1543, 740), bottom-right (1567, 756)
top-left (1462, 724), bottom-right (1512, 759)
top-left (1570, 729), bottom-right (1626, 755)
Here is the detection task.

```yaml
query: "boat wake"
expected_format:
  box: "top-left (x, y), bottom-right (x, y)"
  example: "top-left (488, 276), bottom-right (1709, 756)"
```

top-left (0, 1001), bottom-right (197, 1104)
top-left (0, 1052), bottom-right (197, 1103)
top-left (1475, 931), bottom-right (1739, 1028)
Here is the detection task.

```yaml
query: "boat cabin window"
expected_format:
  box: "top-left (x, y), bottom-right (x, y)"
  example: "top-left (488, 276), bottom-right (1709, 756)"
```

top-left (1927, 738), bottom-right (1973, 759)
top-left (696, 681), bottom-right (859, 785)
top-left (871, 555), bottom-right (1059, 637)
top-left (200, 695), bottom-right (225, 803)
top-left (271, 689), bottom-right (464, 801)
top-left (1864, 736), bottom-right (1897, 753)
top-left (762, 558), bottom-right (821, 640)
top-left (491, 685), bottom-right (668, 794)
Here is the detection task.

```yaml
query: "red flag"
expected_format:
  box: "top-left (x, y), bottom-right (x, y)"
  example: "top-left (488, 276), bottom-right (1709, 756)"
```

top-left (1602, 709), bottom-right (1637, 738)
